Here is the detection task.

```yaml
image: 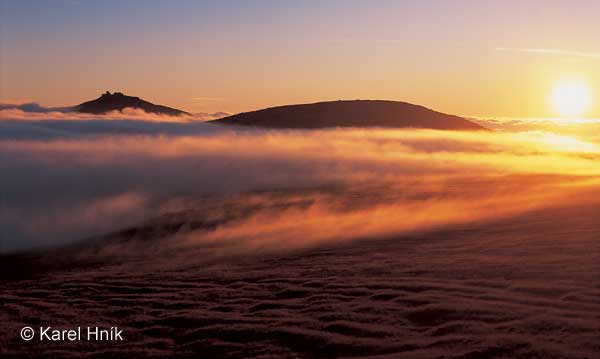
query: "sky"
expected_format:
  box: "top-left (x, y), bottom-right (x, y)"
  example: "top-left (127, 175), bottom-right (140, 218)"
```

top-left (1, 0), bottom-right (599, 117)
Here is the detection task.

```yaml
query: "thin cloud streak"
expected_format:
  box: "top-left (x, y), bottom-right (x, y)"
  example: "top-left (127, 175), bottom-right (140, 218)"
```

top-left (495, 47), bottom-right (600, 59)
top-left (192, 97), bottom-right (224, 102)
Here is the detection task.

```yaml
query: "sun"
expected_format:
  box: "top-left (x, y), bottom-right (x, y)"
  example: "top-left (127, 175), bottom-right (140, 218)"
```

top-left (551, 80), bottom-right (592, 118)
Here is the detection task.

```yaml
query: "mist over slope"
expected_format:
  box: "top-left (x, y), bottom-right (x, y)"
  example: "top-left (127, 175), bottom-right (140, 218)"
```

top-left (0, 94), bottom-right (228, 123)
top-left (1, 112), bottom-right (599, 252)
top-left (2, 184), bottom-right (599, 358)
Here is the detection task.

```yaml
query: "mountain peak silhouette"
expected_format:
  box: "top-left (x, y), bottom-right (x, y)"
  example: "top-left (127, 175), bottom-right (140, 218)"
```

top-left (77, 92), bottom-right (190, 116)
top-left (212, 100), bottom-right (487, 130)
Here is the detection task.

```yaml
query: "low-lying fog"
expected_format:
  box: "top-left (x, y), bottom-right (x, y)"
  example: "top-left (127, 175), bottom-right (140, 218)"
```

top-left (1, 109), bottom-right (600, 253)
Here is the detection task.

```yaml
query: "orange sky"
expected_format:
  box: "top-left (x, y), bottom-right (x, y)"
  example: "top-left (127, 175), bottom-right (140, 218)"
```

top-left (1, 0), bottom-right (599, 117)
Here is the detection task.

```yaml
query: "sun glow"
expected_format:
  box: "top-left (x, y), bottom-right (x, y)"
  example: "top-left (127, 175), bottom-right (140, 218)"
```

top-left (551, 81), bottom-right (593, 118)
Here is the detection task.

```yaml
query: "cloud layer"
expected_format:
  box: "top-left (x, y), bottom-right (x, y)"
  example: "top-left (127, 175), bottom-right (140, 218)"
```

top-left (0, 103), bottom-right (228, 123)
top-left (1, 113), bottom-right (600, 253)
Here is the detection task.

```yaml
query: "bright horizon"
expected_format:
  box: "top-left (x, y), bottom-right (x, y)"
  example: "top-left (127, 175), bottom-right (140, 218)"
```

top-left (1, 0), bottom-right (599, 118)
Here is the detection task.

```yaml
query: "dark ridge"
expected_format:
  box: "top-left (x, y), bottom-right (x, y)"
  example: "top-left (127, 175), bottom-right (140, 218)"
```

top-left (76, 91), bottom-right (190, 116)
top-left (211, 100), bottom-right (487, 131)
